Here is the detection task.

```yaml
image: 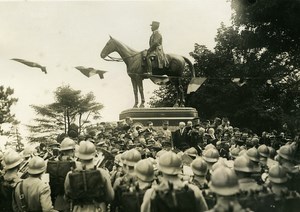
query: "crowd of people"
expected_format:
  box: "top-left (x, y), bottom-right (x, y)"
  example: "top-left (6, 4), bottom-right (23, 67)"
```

top-left (0, 116), bottom-right (300, 212)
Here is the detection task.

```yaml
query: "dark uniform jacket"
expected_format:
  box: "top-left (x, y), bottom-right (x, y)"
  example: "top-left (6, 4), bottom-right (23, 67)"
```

top-left (148, 30), bottom-right (168, 68)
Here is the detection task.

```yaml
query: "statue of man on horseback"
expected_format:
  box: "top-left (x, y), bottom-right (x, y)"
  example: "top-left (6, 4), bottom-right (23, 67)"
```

top-left (146, 21), bottom-right (169, 76)
top-left (100, 22), bottom-right (195, 108)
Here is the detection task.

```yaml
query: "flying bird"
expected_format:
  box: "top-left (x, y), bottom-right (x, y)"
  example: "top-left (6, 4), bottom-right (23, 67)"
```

top-left (11, 58), bottom-right (47, 74)
top-left (75, 66), bottom-right (107, 79)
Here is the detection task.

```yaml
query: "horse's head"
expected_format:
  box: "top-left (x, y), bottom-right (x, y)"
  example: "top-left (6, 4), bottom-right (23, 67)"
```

top-left (100, 35), bottom-right (116, 59)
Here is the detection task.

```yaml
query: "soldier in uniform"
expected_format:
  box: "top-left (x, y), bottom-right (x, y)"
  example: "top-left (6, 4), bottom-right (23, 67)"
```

top-left (141, 151), bottom-right (208, 212)
top-left (115, 159), bottom-right (155, 212)
top-left (112, 148), bottom-right (141, 212)
top-left (64, 141), bottom-right (114, 212)
top-left (47, 137), bottom-right (77, 211)
top-left (190, 157), bottom-right (208, 189)
top-left (13, 156), bottom-right (57, 212)
top-left (0, 150), bottom-right (23, 211)
top-left (234, 155), bottom-right (273, 211)
top-left (207, 166), bottom-right (250, 212)
top-left (266, 164), bottom-right (300, 212)
top-left (160, 120), bottom-right (172, 143)
top-left (202, 147), bottom-right (220, 181)
top-left (146, 21), bottom-right (168, 75)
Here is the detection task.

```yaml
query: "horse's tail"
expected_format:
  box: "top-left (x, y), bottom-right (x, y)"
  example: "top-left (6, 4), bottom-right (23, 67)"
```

top-left (183, 57), bottom-right (195, 78)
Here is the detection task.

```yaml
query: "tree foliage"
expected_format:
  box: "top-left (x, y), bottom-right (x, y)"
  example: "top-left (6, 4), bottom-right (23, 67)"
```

top-left (150, 0), bottom-right (300, 134)
top-left (27, 85), bottom-right (103, 143)
top-left (0, 85), bottom-right (18, 135)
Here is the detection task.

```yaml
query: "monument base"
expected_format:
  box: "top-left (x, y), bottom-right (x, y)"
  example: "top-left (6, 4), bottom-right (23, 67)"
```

top-left (119, 107), bottom-right (199, 128)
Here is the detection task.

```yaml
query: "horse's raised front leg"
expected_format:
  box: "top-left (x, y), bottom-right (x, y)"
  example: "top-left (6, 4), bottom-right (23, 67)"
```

top-left (137, 79), bottom-right (145, 108)
top-left (131, 78), bottom-right (139, 108)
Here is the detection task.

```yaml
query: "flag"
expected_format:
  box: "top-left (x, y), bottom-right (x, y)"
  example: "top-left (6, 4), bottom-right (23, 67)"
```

top-left (149, 75), bottom-right (169, 85)
top-left (11, 58), bottom-right (47, 74)
top-left (75, 66), bottom-right (107, 79)
top-left (187, 77), bottom-right (207, 94)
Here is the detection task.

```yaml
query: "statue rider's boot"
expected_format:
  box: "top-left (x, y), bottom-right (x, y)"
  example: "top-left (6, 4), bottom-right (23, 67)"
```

top-left (146, 58), bottom-right (153, 76)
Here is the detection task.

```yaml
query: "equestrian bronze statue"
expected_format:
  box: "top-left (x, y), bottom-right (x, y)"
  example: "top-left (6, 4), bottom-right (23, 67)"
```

top-left (100, 36), bottom-right (195, 108)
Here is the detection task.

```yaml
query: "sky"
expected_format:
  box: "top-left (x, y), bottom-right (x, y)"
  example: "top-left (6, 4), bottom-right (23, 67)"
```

top-left (0, 0), bottom-right (232, 141)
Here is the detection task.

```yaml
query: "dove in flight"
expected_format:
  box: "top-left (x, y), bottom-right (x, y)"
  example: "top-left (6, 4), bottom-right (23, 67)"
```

top-left (75, 66), bottom-right (107, 79)
top-left (11, 58), bottom-right (47, 74)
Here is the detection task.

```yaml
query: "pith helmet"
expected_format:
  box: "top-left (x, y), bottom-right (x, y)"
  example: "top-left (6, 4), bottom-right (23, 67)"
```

top-left (134, 159), bottom-right (154, 182)
top-left (27, 156), bottom-right (46, 174)
top-left (246, 147), bottom-right (260, 162)
top-left (277, 145), bottom-right (293, 161)
top-left (230, 147), bottom-right (241, 159)
top-left (77, 140), bottom-right (96, 160)
top-left (184, 147), bottom-right (198, 158)
top-left (209, 166), bottom-right (239, 196)
top-left (234, 155), bottom-right (261, 173)
top-left (124, 148), bottom-right (141, 167)
top-left (4, 150), bottom-right (23, 170)
top-left (191, 157), bottom-right (208, 176)
top-left (60, 137), bottom-right (76, 151)
top-left (203, 148), bottom-right (219, 163)
top-left (258, 144), bottom-right (269, 158)
top-left (22, 146), bottom-right (37, 158)
top-left (211, 159), bottom-right (228, 173)
top-left (158, 151), bottom-right (182, 175)
top-left (268, 164), bottom-right (288, 183)
top-left (204, 144), bottom-right (216, 151)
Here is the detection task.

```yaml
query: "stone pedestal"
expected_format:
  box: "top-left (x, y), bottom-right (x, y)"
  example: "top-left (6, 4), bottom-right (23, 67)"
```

top-left (119, 107), bottom-right (198, 128)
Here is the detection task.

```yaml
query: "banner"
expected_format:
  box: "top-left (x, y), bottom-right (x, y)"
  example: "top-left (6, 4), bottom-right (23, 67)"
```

top-left (187, 77), bottom-right (207, 94)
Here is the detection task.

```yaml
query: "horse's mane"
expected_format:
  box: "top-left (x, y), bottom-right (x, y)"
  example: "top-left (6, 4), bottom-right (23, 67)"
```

top-left (111, 37), bottom-right (139, 55)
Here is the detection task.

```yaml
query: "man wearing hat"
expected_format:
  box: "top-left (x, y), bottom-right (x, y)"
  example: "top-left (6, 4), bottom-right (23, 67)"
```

top-left (1, 150), bottom-right (23, 211)
top-left (207, 166), bottom-right (249, 212)
top-left (146, 21), bottom-right (168, 75)
top-left (13, 156), bottom-right (57, 211)
top-left (64, 141), bottom-right (114, 212)
top-left (141, 151), bottom-right (208, 212)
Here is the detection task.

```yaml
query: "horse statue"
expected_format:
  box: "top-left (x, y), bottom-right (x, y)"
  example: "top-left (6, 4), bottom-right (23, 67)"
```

top-left (100, 36), bottom-right (195, 108)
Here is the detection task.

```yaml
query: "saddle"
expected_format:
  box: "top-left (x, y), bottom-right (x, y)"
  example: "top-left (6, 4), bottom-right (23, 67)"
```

top-left (141, 50), bottom-right (158, 69)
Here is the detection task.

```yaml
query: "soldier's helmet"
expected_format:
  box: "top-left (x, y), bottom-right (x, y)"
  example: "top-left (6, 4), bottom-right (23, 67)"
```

top-left (258, 144), bottom-right (270, 158)
top-left (184, 147), bottom-right (198, 158)
top-left (230, 147), bottom-right (241, 159)
top-left (22, 146), bottom-right (37, 158)
top-left (204, 144), bottom-right (216, 151)
top-left (3, 150), bottom-right (23, 170)
top-left (211, 159), bottom-right (228, 173)
top-left (277, 145), bottom-right (294, 161)
top-left (77, 140), bottom-right (96, 160)
top-left (268, 164), bottom-right (288, 183)
top-left (27, 156), bottom-right (46, 174)
top-left (158, 151), bottom-right (182, 175)
top-left (60, 137), bottom-right (76, 151)
top-left (191, 157), bottom-right (208, 176)
top-left (209, 166), bottom-right (239, 196)
top-left (48, 139), bottom-right (60, 148)
top-left (134, 159), bottom-right (154, 182)
top-left (203, 148), bottom-right (219, 163)
top-left (124, 148), bottom-right (141, 167)
top-left (246, 147), bottom-right (260, 162)
top-left (234, 155), bottom-right (261, 173)
top-left (238, 149), bottom-right (247, 156)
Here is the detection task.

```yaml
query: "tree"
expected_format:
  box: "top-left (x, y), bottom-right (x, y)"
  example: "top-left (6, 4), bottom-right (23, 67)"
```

top-left (0, 85), bottom-right (18, 135)
top-left (150, 1), bottom-right (300, 134)
top-left (27, 85), bottom-right (103, 143)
